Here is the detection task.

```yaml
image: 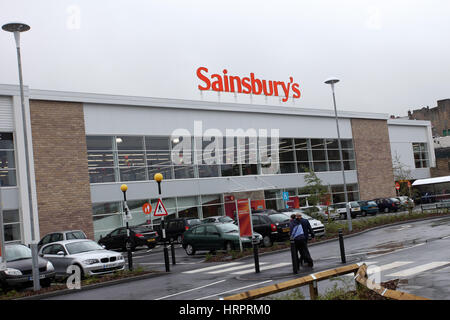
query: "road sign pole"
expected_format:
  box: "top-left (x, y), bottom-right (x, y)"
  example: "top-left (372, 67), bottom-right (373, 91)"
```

top-left (154, 173), bottom-right (170, 272)
top-left (121, 185), bottom-right (133, 271)
top-left (234, 200), bottom-right (243, 252)
top-left (248, 199), bottom-right (260, 273)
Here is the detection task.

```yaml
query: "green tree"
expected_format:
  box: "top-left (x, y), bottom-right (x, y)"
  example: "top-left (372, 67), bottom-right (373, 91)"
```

top-left (299, 168), bottom-right (328, 205)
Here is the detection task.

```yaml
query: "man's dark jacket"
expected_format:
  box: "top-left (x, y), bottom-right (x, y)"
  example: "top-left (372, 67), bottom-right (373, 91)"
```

top-left (297, 218), bottom-right (315, 242)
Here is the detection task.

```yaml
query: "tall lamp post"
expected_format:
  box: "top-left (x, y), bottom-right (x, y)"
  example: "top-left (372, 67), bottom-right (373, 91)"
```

top-left (120, 184), bottom-right (133, 271)
top-left (154, 173), bottom-right (170, 272)
top-left (2, 22), bottom-right (41, 290)
top-left (324, 77), bottom-right (352, 232)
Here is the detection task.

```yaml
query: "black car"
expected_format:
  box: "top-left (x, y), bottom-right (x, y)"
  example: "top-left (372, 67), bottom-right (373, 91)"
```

top-left (164, 218), bottom-right (202, 243)
top-left (98, 226), bottom-right (159, 251)
top-left (38, 230), bottom-right (87, 249)
top-left (250, 213), bottom-right (291, 247)
top-left (373, 198), bottom-right (398, 213)
top-left (0, 244), bottom-right (56, 291)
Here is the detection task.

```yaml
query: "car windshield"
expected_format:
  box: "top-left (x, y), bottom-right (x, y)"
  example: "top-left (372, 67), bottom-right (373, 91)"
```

top-left (5, 245), bottom-right (32, 262)
top-left (131, 226), bottom-right (152, 233)
top-left (218, 216), bottom-right (233, 223)
top-left (187, 219), bottom-right (201, 225)
top-left (269, 214), bottom-right (290, 223)
top-left (216, 224), bottom-right (238, 233)
top-left (368, 201), bottom-right (377, 206)
top-left (66, 231), bottom-right (86, 240)
top-left (299, 214), bottom-right (313, 220)
top-left (65, 241), bottom-right (104, 255)
top-left (333, 203), bottom-right (346, 208)
top-left (358, 201), bottom-right (367, 206)
top-left (350, 202), bottom-right (359, 207)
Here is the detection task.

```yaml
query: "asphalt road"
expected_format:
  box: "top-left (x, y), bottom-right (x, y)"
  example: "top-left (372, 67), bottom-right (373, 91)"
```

top-left (46, 214), bottom-right (450, 300)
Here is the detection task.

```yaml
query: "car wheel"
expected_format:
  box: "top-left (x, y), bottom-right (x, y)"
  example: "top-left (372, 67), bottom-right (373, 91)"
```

top-left (263, 236), bottom-right (272, 247)
top-left (384, 207), bottom-right (389, 213)
top-left (185, 244), bottom-right (196, 256)
top-left (177, 235), bottom-right (183, 244)
top-left (225, 241), bottom-right (234, 252)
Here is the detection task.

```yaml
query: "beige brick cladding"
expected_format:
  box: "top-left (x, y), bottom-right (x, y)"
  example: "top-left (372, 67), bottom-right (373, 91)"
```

top-left (351, 118), bottom-right (396, 200)
top-left (29, 100), bottom-right (94, 239)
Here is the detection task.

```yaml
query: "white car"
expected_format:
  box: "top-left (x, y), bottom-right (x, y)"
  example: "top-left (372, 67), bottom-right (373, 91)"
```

top-left (300, 205), bottom-right (339, 221)
top-left (39, 239), bottom-right (125, 278)
top-left (279, 209), bottom-right (325, 237)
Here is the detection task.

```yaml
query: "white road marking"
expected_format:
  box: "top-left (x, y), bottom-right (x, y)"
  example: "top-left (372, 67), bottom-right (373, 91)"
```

top-left (154, 280), bottom-right (226, 300)
top-left (195, 280), bottom-right (273, 300)
top-left (368, 243), bottom-right (426, 258)
top-left (386, 261), bottom-right (450, 277)
top-left (138, 262), bottom-right (199, 265)
top-left (182, 262), bottom-right (243, 274)
top-left (208, 263), bottom-right (269, 274)
top-left (441, 235), bottom-right (450, 240)
top-left (367, 261), bottom-right (414, 274)
top-left (231, 262), bottom-right (291, 275)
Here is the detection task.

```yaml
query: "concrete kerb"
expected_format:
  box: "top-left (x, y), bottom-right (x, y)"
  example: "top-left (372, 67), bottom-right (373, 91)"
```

top-left (14, 271), bottom-right (167, 300)
top-left (230, 213), bottom-right (450, 262)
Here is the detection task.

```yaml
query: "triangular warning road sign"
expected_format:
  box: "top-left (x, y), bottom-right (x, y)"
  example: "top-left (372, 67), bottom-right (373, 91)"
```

top-left (154, 199), bottom-right (168, 216)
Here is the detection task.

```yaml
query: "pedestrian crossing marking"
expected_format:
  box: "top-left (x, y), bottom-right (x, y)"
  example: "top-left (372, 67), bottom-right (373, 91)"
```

top-left (386, 261), bottom-right (450, 277)
top-left (367, 261), bottom-right (414, 274)
top-left (231, 262), bottom-right (291, 275)
top-left (182, 262), bottom-right (243, 274)
top-left (208, 262), bottom-right (269, 274)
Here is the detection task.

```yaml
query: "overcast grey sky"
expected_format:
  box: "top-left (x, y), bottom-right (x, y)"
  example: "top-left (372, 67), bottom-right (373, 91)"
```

top-left (1, 0), bottom-right (450, 115)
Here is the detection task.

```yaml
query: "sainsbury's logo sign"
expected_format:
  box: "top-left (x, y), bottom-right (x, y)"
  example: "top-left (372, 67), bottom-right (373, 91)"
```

top-left (196, 67), bottom-right (301, 102)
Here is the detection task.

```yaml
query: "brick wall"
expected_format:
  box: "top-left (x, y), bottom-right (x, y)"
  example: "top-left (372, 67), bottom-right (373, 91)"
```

top-left (29, 100), bottom-right (94, 239)
top-left (430, 157), bottom-right (450, 177)
top-left (351, 119), bottom-right (396, 200)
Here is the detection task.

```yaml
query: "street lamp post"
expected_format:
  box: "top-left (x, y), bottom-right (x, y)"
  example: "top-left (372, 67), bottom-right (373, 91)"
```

top-left (2, 22), bottom-right (41, 290)
top-left (120, 184), bottom-right (133, 271)
top-left (154, 173), bottom-right (170, 272)
top-left (324, 77), bottom-right (352, 232)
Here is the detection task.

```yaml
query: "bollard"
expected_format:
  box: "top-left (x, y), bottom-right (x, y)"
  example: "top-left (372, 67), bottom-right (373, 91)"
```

top-left (338, 229), bottom-right (346, 263)
top-left (161, 219), bottom-right (170, 272)
top-left (290, 239), bottom-right (299, 274)
top-left (170, 238), bottom-right (176, 265)
top-left (252, 237), bottom-right (260, 273)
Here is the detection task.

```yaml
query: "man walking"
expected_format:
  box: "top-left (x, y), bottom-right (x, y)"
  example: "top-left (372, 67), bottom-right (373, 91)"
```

top-left (295, 212), bottom-right (315, 267)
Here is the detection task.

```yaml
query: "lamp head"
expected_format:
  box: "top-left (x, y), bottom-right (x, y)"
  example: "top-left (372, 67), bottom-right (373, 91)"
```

top-left (154, 173), bottom-right (163, 183)
top-left (324, 77), bottom-right (340, 85)
top-left (2, 23), bottom-right (30, 33)
top-left (120, 184), bottom-right (128, 192)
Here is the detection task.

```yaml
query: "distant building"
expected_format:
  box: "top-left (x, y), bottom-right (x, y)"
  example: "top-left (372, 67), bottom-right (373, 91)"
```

top-left (408, 99), bottom-right (450, 137)
top-left (431, 136), bottom-right (450, 177)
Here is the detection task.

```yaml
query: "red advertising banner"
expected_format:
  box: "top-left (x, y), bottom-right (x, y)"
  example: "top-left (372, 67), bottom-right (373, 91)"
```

top-left (236, 199), bottom-right (253, 237)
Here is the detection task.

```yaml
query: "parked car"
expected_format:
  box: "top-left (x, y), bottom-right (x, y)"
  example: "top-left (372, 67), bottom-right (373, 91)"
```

top-left (357, 200), bottom-right (379, 216)
top-left (98, 226), bottom-right (158, 251)
top-left (39, 239), bottom-right (125, 278)
top-left (250, 213), bottom-right (291, 247)
top-left (330, 202), bottom-right (348, 219)
top-left (397, 196), bottom-right (414, 208)
top-left (182, 223), bottom-right (254, 255)
top-left (389, 198), bottom-right (402, 210)
top-left (278, 209), bottom-right (325, 237)
top-left (299, 205), bottom-right (339, 221)
top-left (165, 218), bottom-right (202, 244)
top-left (348, 201), bottom-right (362, 218)
top-left (38, 230), bottom-right (87, 249)
top-left (374, 198), bottom-right (398, 213)
top-left (201, 215), bottom-right (234, 224)
top-left (0, 243), bottom-right (56, 291)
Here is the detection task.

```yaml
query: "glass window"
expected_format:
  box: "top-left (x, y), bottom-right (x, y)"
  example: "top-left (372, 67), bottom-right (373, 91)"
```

top-left (116, 136), bottom-right (144, 151)
top-left (0, 151), bottom-right (15, 169)
top-left (280, 162), bottom-right (296, 174)
top-left (310, 139), bottom-right (325, 149)
top-left (312, 149), bottom-right (326, 161)
top-left (198, 165), bottom-right (220, 178)
top-left (89, 167), bottom-right (116, 183)
top-left (174, 165), bottom-right (195, 179)
top-left (221, 164), bottom-right (241, 177)
top-left (297, 162), bottom-right (311, 173)
top-left (0, 133), bottom-right (14, 150)
top-left (148, 166), bottom-right (173, 180)
top-left (86, 136), bottom-right (113, 151)
top-left (119, 167), bottom-right (147, 182)
top-left (242, 164), bottom-right (257, 175)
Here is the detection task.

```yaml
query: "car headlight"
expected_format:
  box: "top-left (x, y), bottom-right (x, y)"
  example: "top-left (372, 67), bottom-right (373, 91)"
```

top-left (82, 259), bottom-right (100, 265)
top-left (117, 255), bottom-right (124, 261)
top-left (4, 268), bottom-right (22, 276)
top-left (46, 261), bottom-right (54, 272)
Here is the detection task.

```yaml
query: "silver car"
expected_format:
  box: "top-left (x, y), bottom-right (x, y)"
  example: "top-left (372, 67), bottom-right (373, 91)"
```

top-left (39, 239), bottom-right (125, 278)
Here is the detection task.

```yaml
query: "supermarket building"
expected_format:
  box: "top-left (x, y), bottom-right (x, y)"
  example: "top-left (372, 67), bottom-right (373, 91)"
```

top-left (0, 84), bottom-right (435, 243)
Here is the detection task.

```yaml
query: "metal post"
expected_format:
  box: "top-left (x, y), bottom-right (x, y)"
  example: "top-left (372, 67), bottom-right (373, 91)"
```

top-left (121, 189), bottom-right (133, 271)
top-left (30, 242), bottom-right (40, 291)
top-left (330, 83), bottom-right (352, 232)
top-left (253, 240), bottom-right (260, 273)
top-left (170, 238), bottom-right (176, 265)
top-left (0, 189), bottom-right (5, 271)
top-left (157, 180), bottom-right (170, 272)
top-left (338, 229), bottom-right (346, 263)
top-left (290, 239), bottom-right (299, 274)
